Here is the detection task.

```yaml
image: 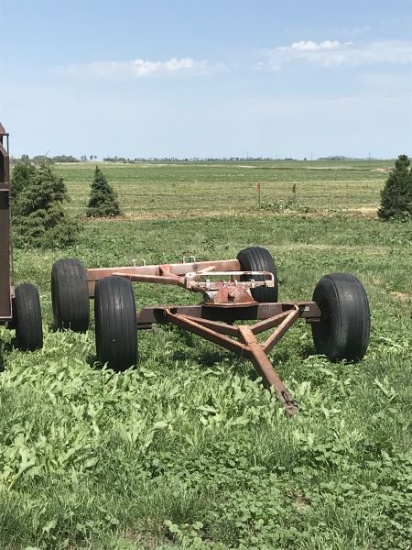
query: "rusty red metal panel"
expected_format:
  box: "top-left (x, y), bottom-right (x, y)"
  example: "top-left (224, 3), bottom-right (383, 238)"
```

top-left (0, 122), bottom-right (11, 321)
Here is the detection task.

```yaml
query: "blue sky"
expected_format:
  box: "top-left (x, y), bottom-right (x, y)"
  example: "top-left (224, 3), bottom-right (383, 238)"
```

top-left (1, 0), bottom-right (411, 159)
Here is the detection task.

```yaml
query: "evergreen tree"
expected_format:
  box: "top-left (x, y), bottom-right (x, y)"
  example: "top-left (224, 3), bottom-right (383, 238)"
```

top-left (14, 158), bottom-right (80, 248)
top-left (87, 166), bottom-right (121, 217)
top-left (11, 157), bottom-right (36, 214)
top-left (378, 155), bottom-right (412, 220)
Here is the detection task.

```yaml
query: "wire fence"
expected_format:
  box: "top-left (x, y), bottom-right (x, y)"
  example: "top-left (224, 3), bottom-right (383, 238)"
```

top-left (56, 162), bottom-right (388, 217)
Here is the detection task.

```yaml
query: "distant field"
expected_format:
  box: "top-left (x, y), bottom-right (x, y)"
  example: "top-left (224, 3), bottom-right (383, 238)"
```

top-left (54, 159), bottom-right (392, 218)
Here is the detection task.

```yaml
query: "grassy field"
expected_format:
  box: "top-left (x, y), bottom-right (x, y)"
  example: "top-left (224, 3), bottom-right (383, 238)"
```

top-left (54, 159), bottom-right (392, 218)
top-left (1, 160), bottom-right (412, 549)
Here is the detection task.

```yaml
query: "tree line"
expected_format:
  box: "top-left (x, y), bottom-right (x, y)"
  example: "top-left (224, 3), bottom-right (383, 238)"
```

top-left (13, 155), bottom-right (387, 164)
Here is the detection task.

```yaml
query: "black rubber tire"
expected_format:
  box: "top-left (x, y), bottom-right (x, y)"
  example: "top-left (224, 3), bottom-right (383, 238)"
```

top-left (51, 258), bottom-right (90, 332)
top-left (13, 283), bottom-right (43, 351)
top-left (94, 276), bottom-right (138, 371)
top-left (237, 246), bottom-right (278, 302)
top-left (312, 273), bottom-right (370, 362)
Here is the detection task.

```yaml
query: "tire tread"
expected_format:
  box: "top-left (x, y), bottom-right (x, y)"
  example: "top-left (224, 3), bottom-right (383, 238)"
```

top-left (312, 272), bottom-right (370, 362)
top-left (51, 258), bottom-right (90, 332)
top-left (94, 276), bottom-right (137, 371)
top-left (14, 283), bottom-right (43, 351)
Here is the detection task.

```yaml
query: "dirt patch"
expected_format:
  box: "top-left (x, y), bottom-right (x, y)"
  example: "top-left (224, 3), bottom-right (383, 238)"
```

top-left (275, 243), bottom-right (387, 255)
top-left (341, 207), bottom-right (377, 218)
top-left (281, 207), bottom-right (378, 219)
top-left (82, 210), bottom-right (249, 222)
top-left (81, 206), bottom-right (379, 222)
top-left (121, 529), bottom-right (170, 548)
top-left (390, 291), bottom-right (412, 301)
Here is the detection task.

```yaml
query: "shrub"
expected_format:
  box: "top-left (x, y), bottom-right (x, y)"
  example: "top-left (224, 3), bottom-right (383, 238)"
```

top-left (378, 155), bottom-right (412, 220)
top-left (11, 157), bottom-right (36, 213)
top-left (13, 158), bottom-right (80, 248)
top-left (86, 166), bottom-right (122, 217)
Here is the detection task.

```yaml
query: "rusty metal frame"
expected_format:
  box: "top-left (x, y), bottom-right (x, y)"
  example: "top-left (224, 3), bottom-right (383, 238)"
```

top-left (87, 259), bottom-right (243, 295)
top-left (0, 123), bottom-right (12, 324)
top-left (86, 260), bottom-right (322, 415)
top-left (164, 305), bottom-right (301, 416)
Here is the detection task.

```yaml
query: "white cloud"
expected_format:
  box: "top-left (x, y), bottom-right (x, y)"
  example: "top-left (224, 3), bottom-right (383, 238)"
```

top-left (289, 40), bottom-right (343, 51)
top-left (53, 57), bottom-right (223, 79)
top-left (261, 40), bottom-right (412, 69)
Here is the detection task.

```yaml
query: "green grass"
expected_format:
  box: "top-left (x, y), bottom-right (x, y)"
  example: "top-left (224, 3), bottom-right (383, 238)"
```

top-left (1, 161), bottom-right (412, 549)
top-left (54, 159), bottom-right (391, 217)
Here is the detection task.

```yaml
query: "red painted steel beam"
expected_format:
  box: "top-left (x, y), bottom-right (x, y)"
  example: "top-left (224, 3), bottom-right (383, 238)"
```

top-left (164, 309), bottom-right (248, 356)
top-left (263, 307), bottom-right (300, 354)
top-left (86, 260), bottom-right (241, 297)
top-left (177, 315), bottom-right (240, 336)
top-left (250, 310), bottom-right (294, 335)
top-left (136, 302), bottom-right (321, 328)
top-left (238, 326), bottom-right (299, 416)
